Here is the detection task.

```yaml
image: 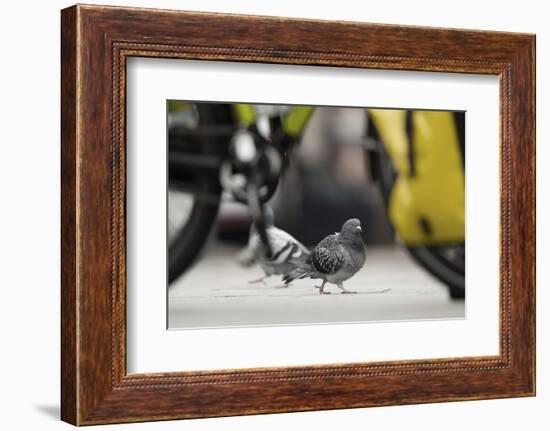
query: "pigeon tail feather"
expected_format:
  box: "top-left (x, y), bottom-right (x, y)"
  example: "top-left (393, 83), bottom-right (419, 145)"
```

top-left (282, 267), bottom-right (312, 285)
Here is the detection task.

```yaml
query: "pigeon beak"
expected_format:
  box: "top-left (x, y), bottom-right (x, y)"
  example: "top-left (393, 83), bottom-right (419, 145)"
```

top-left (357, 226), bottom-right (362, 232)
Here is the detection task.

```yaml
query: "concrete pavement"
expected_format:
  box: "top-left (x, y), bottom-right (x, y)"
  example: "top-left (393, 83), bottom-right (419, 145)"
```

top-left (168, 243), bottom-right (464, 329)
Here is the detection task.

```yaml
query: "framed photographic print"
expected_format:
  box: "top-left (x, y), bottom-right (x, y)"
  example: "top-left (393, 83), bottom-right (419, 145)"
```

top-left (61, 4), bottom-right (535, 425)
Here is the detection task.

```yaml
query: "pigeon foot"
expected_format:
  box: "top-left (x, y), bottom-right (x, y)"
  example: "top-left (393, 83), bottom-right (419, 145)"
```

top-left (248, 277), bottom-right (267, 285)
top-left (337, 283), bottom-right (356, 294)
top-left (315, 285), bottom-right (331, 295)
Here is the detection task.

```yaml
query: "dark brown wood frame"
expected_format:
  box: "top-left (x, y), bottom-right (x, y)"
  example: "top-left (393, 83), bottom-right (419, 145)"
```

top-left (61, 4), bottom-right (535, 426)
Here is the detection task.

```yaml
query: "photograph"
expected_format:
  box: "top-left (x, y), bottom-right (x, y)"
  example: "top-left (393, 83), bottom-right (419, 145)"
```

top-left (167, 101), bottom-right (466, 329)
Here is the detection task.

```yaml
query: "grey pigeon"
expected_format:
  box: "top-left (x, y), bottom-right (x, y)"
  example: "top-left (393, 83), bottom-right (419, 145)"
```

top-left (282, 219), bottom-right (366, 294)
top-left (242, 206), bottom-right (310, 285)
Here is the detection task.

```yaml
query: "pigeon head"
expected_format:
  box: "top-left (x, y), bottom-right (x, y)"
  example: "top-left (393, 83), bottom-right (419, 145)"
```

top-left (341, 218), bottom-right (362, 233)
top-left (340, 218), bottom-right (364, 243)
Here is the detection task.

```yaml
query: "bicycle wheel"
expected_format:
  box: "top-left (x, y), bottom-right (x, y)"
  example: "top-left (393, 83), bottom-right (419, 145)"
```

top-left (407, 244), bottom-right (465, 299)
top-left (168, 103), bottom-right (235, 285)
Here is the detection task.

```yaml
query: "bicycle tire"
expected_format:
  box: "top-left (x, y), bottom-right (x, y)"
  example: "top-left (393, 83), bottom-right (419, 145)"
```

top-left (168, 104), bottom-right (234, 284)
top-left (407, 245), bottom-right (465, 299)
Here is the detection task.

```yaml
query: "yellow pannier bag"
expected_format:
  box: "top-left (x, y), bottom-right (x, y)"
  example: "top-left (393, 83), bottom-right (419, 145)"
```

top-left (369, 109), bottom-right (465, 245)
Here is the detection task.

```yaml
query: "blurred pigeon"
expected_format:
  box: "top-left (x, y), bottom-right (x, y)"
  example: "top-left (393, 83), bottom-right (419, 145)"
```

top-left (282, 218), bottom-right (366, 294)
top-left (240, 206), bottom-right (310, 285)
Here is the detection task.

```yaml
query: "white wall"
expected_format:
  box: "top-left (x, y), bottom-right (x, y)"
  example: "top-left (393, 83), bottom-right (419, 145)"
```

top-left (0, 0), bottom-right (545, 429)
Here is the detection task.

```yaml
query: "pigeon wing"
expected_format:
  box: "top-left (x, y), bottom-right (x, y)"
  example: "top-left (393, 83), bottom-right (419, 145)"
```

top-left (310, 234), bottom-right (344, 274)
top-left (267, 227), bottom-right (309, 262)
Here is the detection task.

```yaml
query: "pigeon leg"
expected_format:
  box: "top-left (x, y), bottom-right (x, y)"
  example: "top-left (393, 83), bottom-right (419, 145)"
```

top-left (337, 282), bottom-right (357, 294)
top-left (248, 276), bottom-right (267, 285)
top-left (315, 280), bottom-right (331, 295)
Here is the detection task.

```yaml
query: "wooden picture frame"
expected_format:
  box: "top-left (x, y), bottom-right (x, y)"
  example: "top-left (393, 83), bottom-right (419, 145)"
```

top-left (61, 4), bottom-right (535, 425)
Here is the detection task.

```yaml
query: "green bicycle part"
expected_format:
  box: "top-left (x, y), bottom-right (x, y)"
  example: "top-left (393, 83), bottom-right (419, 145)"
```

top-left (233, 104), bottom-right (257, 126)
top-left (167, 100), bottom-right (191, 112)
top-left (282, 106), bottom-right (315, 137)
top-left (369, 109), bottom-right (465, 245)
top-left (233, 103), bottom-right (314, 138)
